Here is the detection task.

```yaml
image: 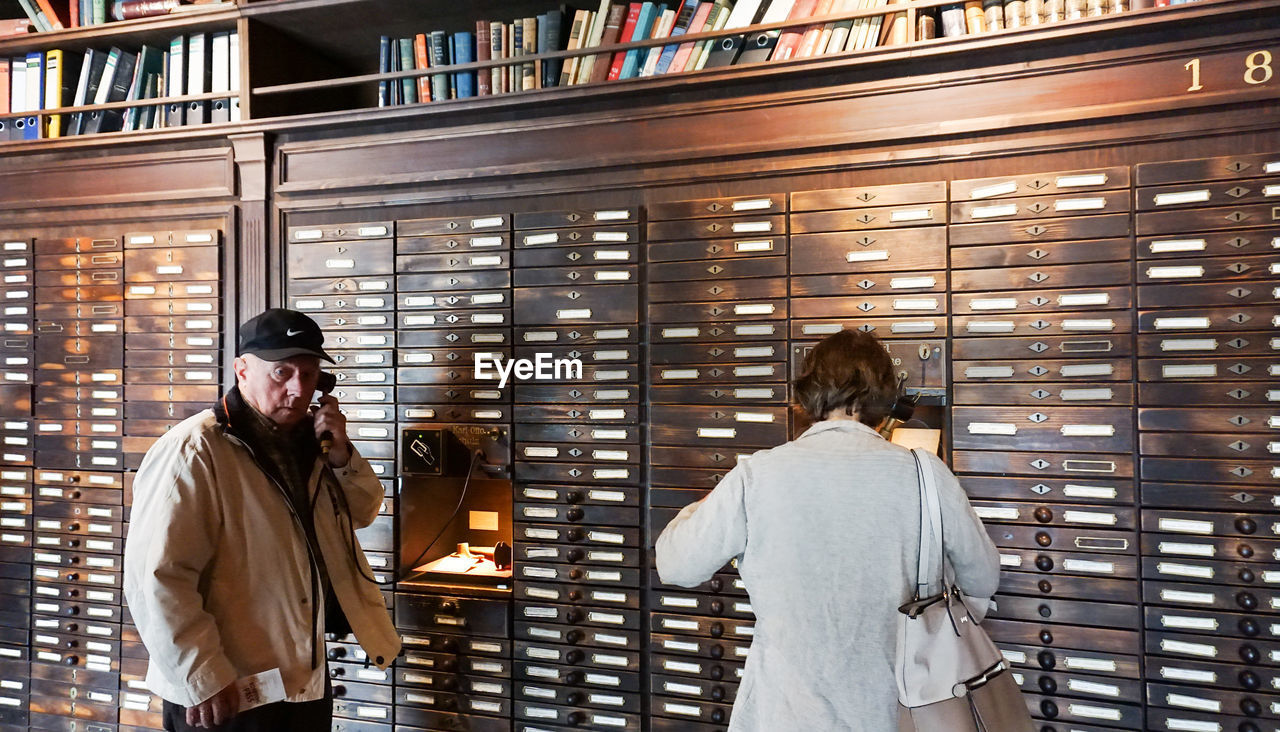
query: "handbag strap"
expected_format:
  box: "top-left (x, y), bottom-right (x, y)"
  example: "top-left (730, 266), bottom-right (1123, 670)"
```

top-left (910, 448), bottom-right (945, 596)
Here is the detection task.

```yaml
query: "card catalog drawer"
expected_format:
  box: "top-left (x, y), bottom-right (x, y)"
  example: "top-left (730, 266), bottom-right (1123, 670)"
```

top-left (516, 502), bottom-right (638, 526)
top-left (1138, 332), bottom-right (1279, 357)
top-left (1137, 202), bottom-right (1280, 236)
top-left (1140, 382), bottom-right (1280, 407)
top-left (287, 222), bottom-right (392, 243)
top-left (517, 523), bottom-right (640, 549)
top-left (649, 385), bottom-right (788, 406)
top-left (955, 450), bottom-right (1132, 478)
top-left (951, 335), bottom-right (1131, 362)
top-left (985, 618), bottom-right (1138, 653)
top-left (650, 299), bottom-right (786, 324)
top-left (1141, 432), bottom-right (1280, 460)
top-left (954, 287), bottom-right (1132, 316)
top-left (398, 214), bottom-right (507, 237)
top-left (649, 278), bottom-right (787, 304)
top-left (648, 257), bottom-right (786, 283)
top-left (790, 293), bottom-right (946, 320)
top-left (999, 571), bottom-right (1138, 603)
top-left (288, 240), bottom-right (393, 279)
top-left (953, 406), bottom-right (1133, 452)
top-left (512, 405), bottom-right (641, 424)
top-left (513, 264), bottom-right (636, 288)
top-left (516, 326), bottom-right (638, 346)
top-left (650, 342), bottom-right (785, 366)
top-left (1140, 178), bottom-right (1280, 211)
top-left (516, 543), bottom-right (641, 568)
top-left (1138, 257), bottom-right (1280, 289)
top-left (790, 229), bottom-right (947, 274)
top-left (791, 205), bottom-right (942, 232)
top-left (951, 238), bottom-right (1131, 270)
top-left (650, 194), bottom-right (786, 221)
top-left (1139, 228), bottom-right (1280, 259)
top-left (514, 285), bottom-right (638, 325)
top-left (1136, 152), bottom-right (1280, 187)
top-left (953, 359), bottom-right (1132, 382)
top-left (1141, 532), bottom-right (1280, 564)
top-left (516, 224), bottom-right (639, 248)
top-left (961, 475), bottom-right (1134, 505)
top-left (649, 215), bottom-right (784, 241)
top-left (648, 237), bottom-right (786, 263)
top-left (511, 385), bottom-right (637, 404)
top-left (792, 181), bottom-right (947, 211)
top-left (517, 209), bottom-right (638, 229)
top-left (956, 313), bottom-right (1131, 337)
top-left (971, 500), bottom-right (1135, 529)
top-left (954, 190), bottom-right (1129, 223)
top-left (1142, 456), bottom-right (1280, 484)
top-left (123, 248), bottom-right (218, 282)
top-left (954, 168), bottom-right (1128, 200)
top-left (654, 322), bottom-right (782, 343)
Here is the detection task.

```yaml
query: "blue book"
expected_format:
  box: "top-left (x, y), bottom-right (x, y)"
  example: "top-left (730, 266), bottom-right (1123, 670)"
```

top-left (618, 2), bottom-right (659, 80)
top-left (377, 36), bottom-right (391, 107)
top-left (452, 31), bottom-right (476, 98)
top-left (655, 0), bottom-right (700, 74)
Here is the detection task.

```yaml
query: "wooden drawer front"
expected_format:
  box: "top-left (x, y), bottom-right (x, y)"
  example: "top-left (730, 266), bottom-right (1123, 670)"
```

top-left (123, 248), bottom-right (218, 282)
top-left (398, 328), bottom-right (509, 349)
top-left (793, 275), bottom-right (945, 303)
top-left (971, 500), bottom-right (1136, 530)
top-left (988, 594), bottom-right (1138, 629)
top-left (990, 618), bottom-right (1140, 654)
top-left (1141, 482), bottom-right (1280, 513)
top-left (956, 314), bottom-right (1130, 337)
top-left (516, 208), bottom-right (638, 230)
top-left (1138, 255), bottom-right (1280, 286)
top-left (953, 406), bottom-right (1133, 453)
top-left (650, 342), bottom-right (784, 365)
top-left (1139, 178), bottom-right (1280, 211)
top-left (952, 190), bottom-right (1129, 224)
top-left (986, 524), bottom-right (1136, 555)
top-left (952, 335), bottom-right (1131, 361)
top-left (951, 215), bottom-right (1130, 247)
top-left (397, 250), bottom-right (511, 274)
top-left (650, 256), bottom-right (785, 284)
top-left (1139, 407), bottom-right (1280, 434)
top-left (123, 315), bottom-right (220, 334)
top-left (791, 293), bottom-right (946, 319)
top-left (953, 262), bottom-right (1131, 293)
top-left (791, 204), bottom-right (942, 233)
top-left (288, 293), bottom-right (393, 313)
top-left (514, 675), bottom-right (641, 711)
top-left (518, 523), bottom-right (641, 549)
top-left (398, 405), bottom-right (510, 423)
top-left (1141, 557), bottom-right (1280, 590)
top-left (398, 347), bottom-right (508, 369)
top-left (398, 214), bottom-right (508, 237)
top-left (121, 368), bottom-right (220, 385)
top-left (953, 168), bottom-right (1128, 201)
top-left (655, 322), bottom-right (782, 343)
top-left (516, 424), bottom-right (641, 446)
top-left (515, 563), bottom-right (641, 589)
top-left (1142, 509), bottom-right (1280, 542)
top-left (288, 240), bottom-right (393, 279)
top-left (287, 222), bottom-right (391, 243)
top-left (1139, 227), bottom-right (1280, 259)
top-left (955, 450), bottom-right (1133, 478)
top-left (1137, 153), bottom-right (1280, 187)
top-left (33, 237), bottom-right (119, 256)
top-left (649, 613), bottom-right (753, 643)
top-left (993, 548), bottom-right (1138, 581)
top-left (514, 660), bottom-right (640, 694)
top-left (124, 281), bottom-right (217, 300)
top-left (651, 362), bottom-right (784, 386)
top-left (516, 701), bottom-right (640, 730)
top-left (34, 269), bottom-right (121, 288)
top-left (1141, 432), bottom-right (1279, 460)
top-left (517, 581), bottom-right (640, 612)
top-left (516, 502), bottom-right (638, 525)
top-left (954, 359), bottom-right (1132, 382)
top-left (649, 278), bottom-right (786, 304)
top-left (1140, 381), bottom-right (1280, 407)
top-left (35, 320), bottom-right (121, 338)
top-left (517, 224), bottom-right (639, 247)
top-left (793, 317), bottom-right (948, 339)
top-left (513, 345), bottom-right (638, 365)
top-left (308, 311), bottom-right (395, 330)
top-left (1023, 693), bottom-right (1143, 728)
top-left (1143, 581), bottom-right (1280, 617)
top-left (398, 233), bottom-right (510, 255)
top-left (1140, 281), bottom-right (1279, 311)
top-left (513, 264), bottom-right (637, 288)
top-left (33, 285), bottom-right (121, 306)
top-left (286, 275), bottom-right (393, 298)
top-left (648, 592), bottom-right (754, 621)
top-left (1141, 457), bottom-right (1279, 485)
top-left (515, 462), bottom-right (640, 486)
top-left (1137, 202), bottom-right (1280, 236)
top-left (651, 672), bottom-right (739, 704)
top-left (513, 405), bottom-right (641, 425)
top-left (792, 182), bottom-right (946, 211)
top-left (961, 475), bottom-right (1133, 505)
top-left (327, 367), bottom-right (394, 388)
top-left (1138, 356), bottom-right (1279, 382)
top-left (650, 193), bottom-right (787, 220)
top-left (516, 543), bottom-right (641, 567)
top-left (516, 325), bottom-right (638, 346)
top-left (515, 243), bottom-right (638, 269)
top-left (329, 349), bottom-right (394, 369)
top-left (122, 385), bottom-right (216, 405)
top-left (999, 645), bottom-right (1139, 687)
top-left (398, 385), bottom-right (505, 405)
top-left (124, 229), bottom-right (219, 249)
top-left (650, 635), bottom-right (751, 671)
top-left (790, 228), bottom-right (947, 275)
top-left (1141, 532), bottom-right (1280, 564)
top-left (649, 299), bottom-right (786, 324)
top-left (35, 252), bottom-right (124, 271)
top-left (648, 236), bottom-right (786, 263)
top-left (650, 385), bottom-right (788, 406)
top-left (953, 238), bottom-right (1132, 270)
top-left (1147, 609), bottom-right (1280, 650)
top-left (32, 420), bottom-right (121, 438)
top-left (398, 290), bottom-right (509, 311)
top-left (954, 287), bottom-right (1131, 316)
top-left (649, 697), bottom-right (734, 728)
top-left (123, 297), bottom-right (220, 317)
top-left (516, 602), bottom-right (640, 631)
top-left (649, 215), bottom-right (783, 241)
top-left (126, 332), bottom-right (220, 351)
top-left (514, 285), bottom-right (638, 325)
top-left (35, 339), bottom-right (123, 371)
top-left (394, 593), bottom-right (509, 637)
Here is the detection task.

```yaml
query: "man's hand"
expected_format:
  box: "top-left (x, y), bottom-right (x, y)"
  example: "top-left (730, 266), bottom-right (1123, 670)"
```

top-left (186, 682), bottom-right (239, 728)
top-left (313, 393), bottom-right (351, 468)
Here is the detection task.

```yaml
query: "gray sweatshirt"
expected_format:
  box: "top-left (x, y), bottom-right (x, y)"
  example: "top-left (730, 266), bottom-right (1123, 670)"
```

top-left (655, 419), bottom-right (1000, 732)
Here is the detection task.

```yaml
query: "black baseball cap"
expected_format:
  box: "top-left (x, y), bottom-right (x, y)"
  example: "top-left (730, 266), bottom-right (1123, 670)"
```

top-left (237, 308), bottom-right (334, 363)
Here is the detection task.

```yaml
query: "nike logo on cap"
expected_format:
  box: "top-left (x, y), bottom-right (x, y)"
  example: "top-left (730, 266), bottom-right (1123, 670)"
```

top-left (286, 328), bottom-right (303, 336)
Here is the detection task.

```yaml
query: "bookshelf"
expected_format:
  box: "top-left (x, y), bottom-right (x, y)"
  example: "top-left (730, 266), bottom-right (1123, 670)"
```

top-left (0, 0), bottom-right (1267, 147)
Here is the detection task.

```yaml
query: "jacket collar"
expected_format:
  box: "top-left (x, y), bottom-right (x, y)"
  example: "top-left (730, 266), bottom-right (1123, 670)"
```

top-left (796, 418), bottom-right (884, 442)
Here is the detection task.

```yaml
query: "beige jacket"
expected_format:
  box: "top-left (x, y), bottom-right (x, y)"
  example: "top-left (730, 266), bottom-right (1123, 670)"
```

top-left (123, 408), bottom-right (401, 707)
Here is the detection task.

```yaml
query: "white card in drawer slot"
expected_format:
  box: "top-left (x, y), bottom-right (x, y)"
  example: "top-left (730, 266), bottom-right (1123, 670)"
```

top-left (1060, 424), bottom-right (1114, 437)
top-left (1054, 197), bottom-right (1107, 211)
top-left (967, 422), bottom-right (1016, 435)
top-left (845, 250), bottom-right (889, 262)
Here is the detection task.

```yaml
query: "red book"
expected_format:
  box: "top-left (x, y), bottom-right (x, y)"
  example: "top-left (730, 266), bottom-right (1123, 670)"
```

top-left (0, 61), bottom-right (9, 114)
top-left (475, 20), bottom-right (492, 95)
top-left (668, 2), bottom-right (712, 73)
top-left (607, 3), bottom-right (643, 82)
top-left (772, 0), bottom-right (819, 61)
top-left (0, 18), bottom-right (34, 36)
top-left (413, 33), bottom-right (431, 101)
top-left (796, 0), bottom-right (835, 57)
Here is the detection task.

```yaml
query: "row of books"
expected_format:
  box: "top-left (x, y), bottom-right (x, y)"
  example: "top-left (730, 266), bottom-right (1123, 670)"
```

top-left (0, 30), bottom-right (237, 141)
top-left (380, 0), bottom-right (1149, 105)
top-left (2, 0), bottom-right (219, 33)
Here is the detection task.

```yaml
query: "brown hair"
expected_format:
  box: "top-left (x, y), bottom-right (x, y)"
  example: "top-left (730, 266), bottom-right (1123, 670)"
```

top-left (793, 329), bottom-right (899, 428)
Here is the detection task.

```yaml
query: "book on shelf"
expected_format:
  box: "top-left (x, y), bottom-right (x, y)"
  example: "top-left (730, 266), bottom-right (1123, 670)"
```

top-left (538, 8), bottom-right (563, 87)
top-left (488, 21), bottom-right (503, 94)
top-left (412, 33), bottom-right (429, 102)
top-left (654, 0), bottom-right (700, 74)
top-left (795, 0), bottom-right (835, 57)
top-left (0, 17), bottom-right (35, 36)
top-left (560, 8), bottom-right (589, 86)
top-left (208, 31), bottom-right (230, 123)
top-left (121, 44), bottom-right (158, 131)
top-left (427, 30), bottom-right (448, 101)
top-left (607, 3), bottom-right (643, 81)
top-left (704, 0), bottom-right (765, 67)
top-left (639, 6), bottom-right (676, 77)
top-left (590, 2), bottom-right (628, 83)
top-left (667, 1), bottom-right (713, 73)
top-left (44, 47), bottom-right (81, 137)
top-left (377, 35), bottom-right (391, 107)
top-left (453, 30), bottom-right (475, 97)
top-left (15, 0), bottom-right (50, 31)
top-left (0, 60), bottom-right (9, 116)
top-left (475, 21), bottom-right (492, 95)
top-left (740, 0), bottom-right (794, 64)
top-left (520, 16), bottom-right (536, 90)
top-left (618, 2), bottom-right (659, 80)
top-left (688, 0), bottom-right (731, 71)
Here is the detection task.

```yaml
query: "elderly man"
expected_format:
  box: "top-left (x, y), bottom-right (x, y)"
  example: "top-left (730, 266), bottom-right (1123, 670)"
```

top-left (124, 308), bottom-right (400, 731)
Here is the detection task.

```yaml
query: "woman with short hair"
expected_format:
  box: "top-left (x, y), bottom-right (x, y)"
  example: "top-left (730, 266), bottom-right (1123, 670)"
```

top-left (655, 328), bottom-right (1000, 731)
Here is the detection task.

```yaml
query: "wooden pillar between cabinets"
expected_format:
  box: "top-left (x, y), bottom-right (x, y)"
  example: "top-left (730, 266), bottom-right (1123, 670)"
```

top-left (230, 132), bottom-right (270, 344)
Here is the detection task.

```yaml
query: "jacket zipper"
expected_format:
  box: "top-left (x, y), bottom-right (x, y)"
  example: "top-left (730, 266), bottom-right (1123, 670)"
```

top-left (223, 431), bottom-right (325, 672)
